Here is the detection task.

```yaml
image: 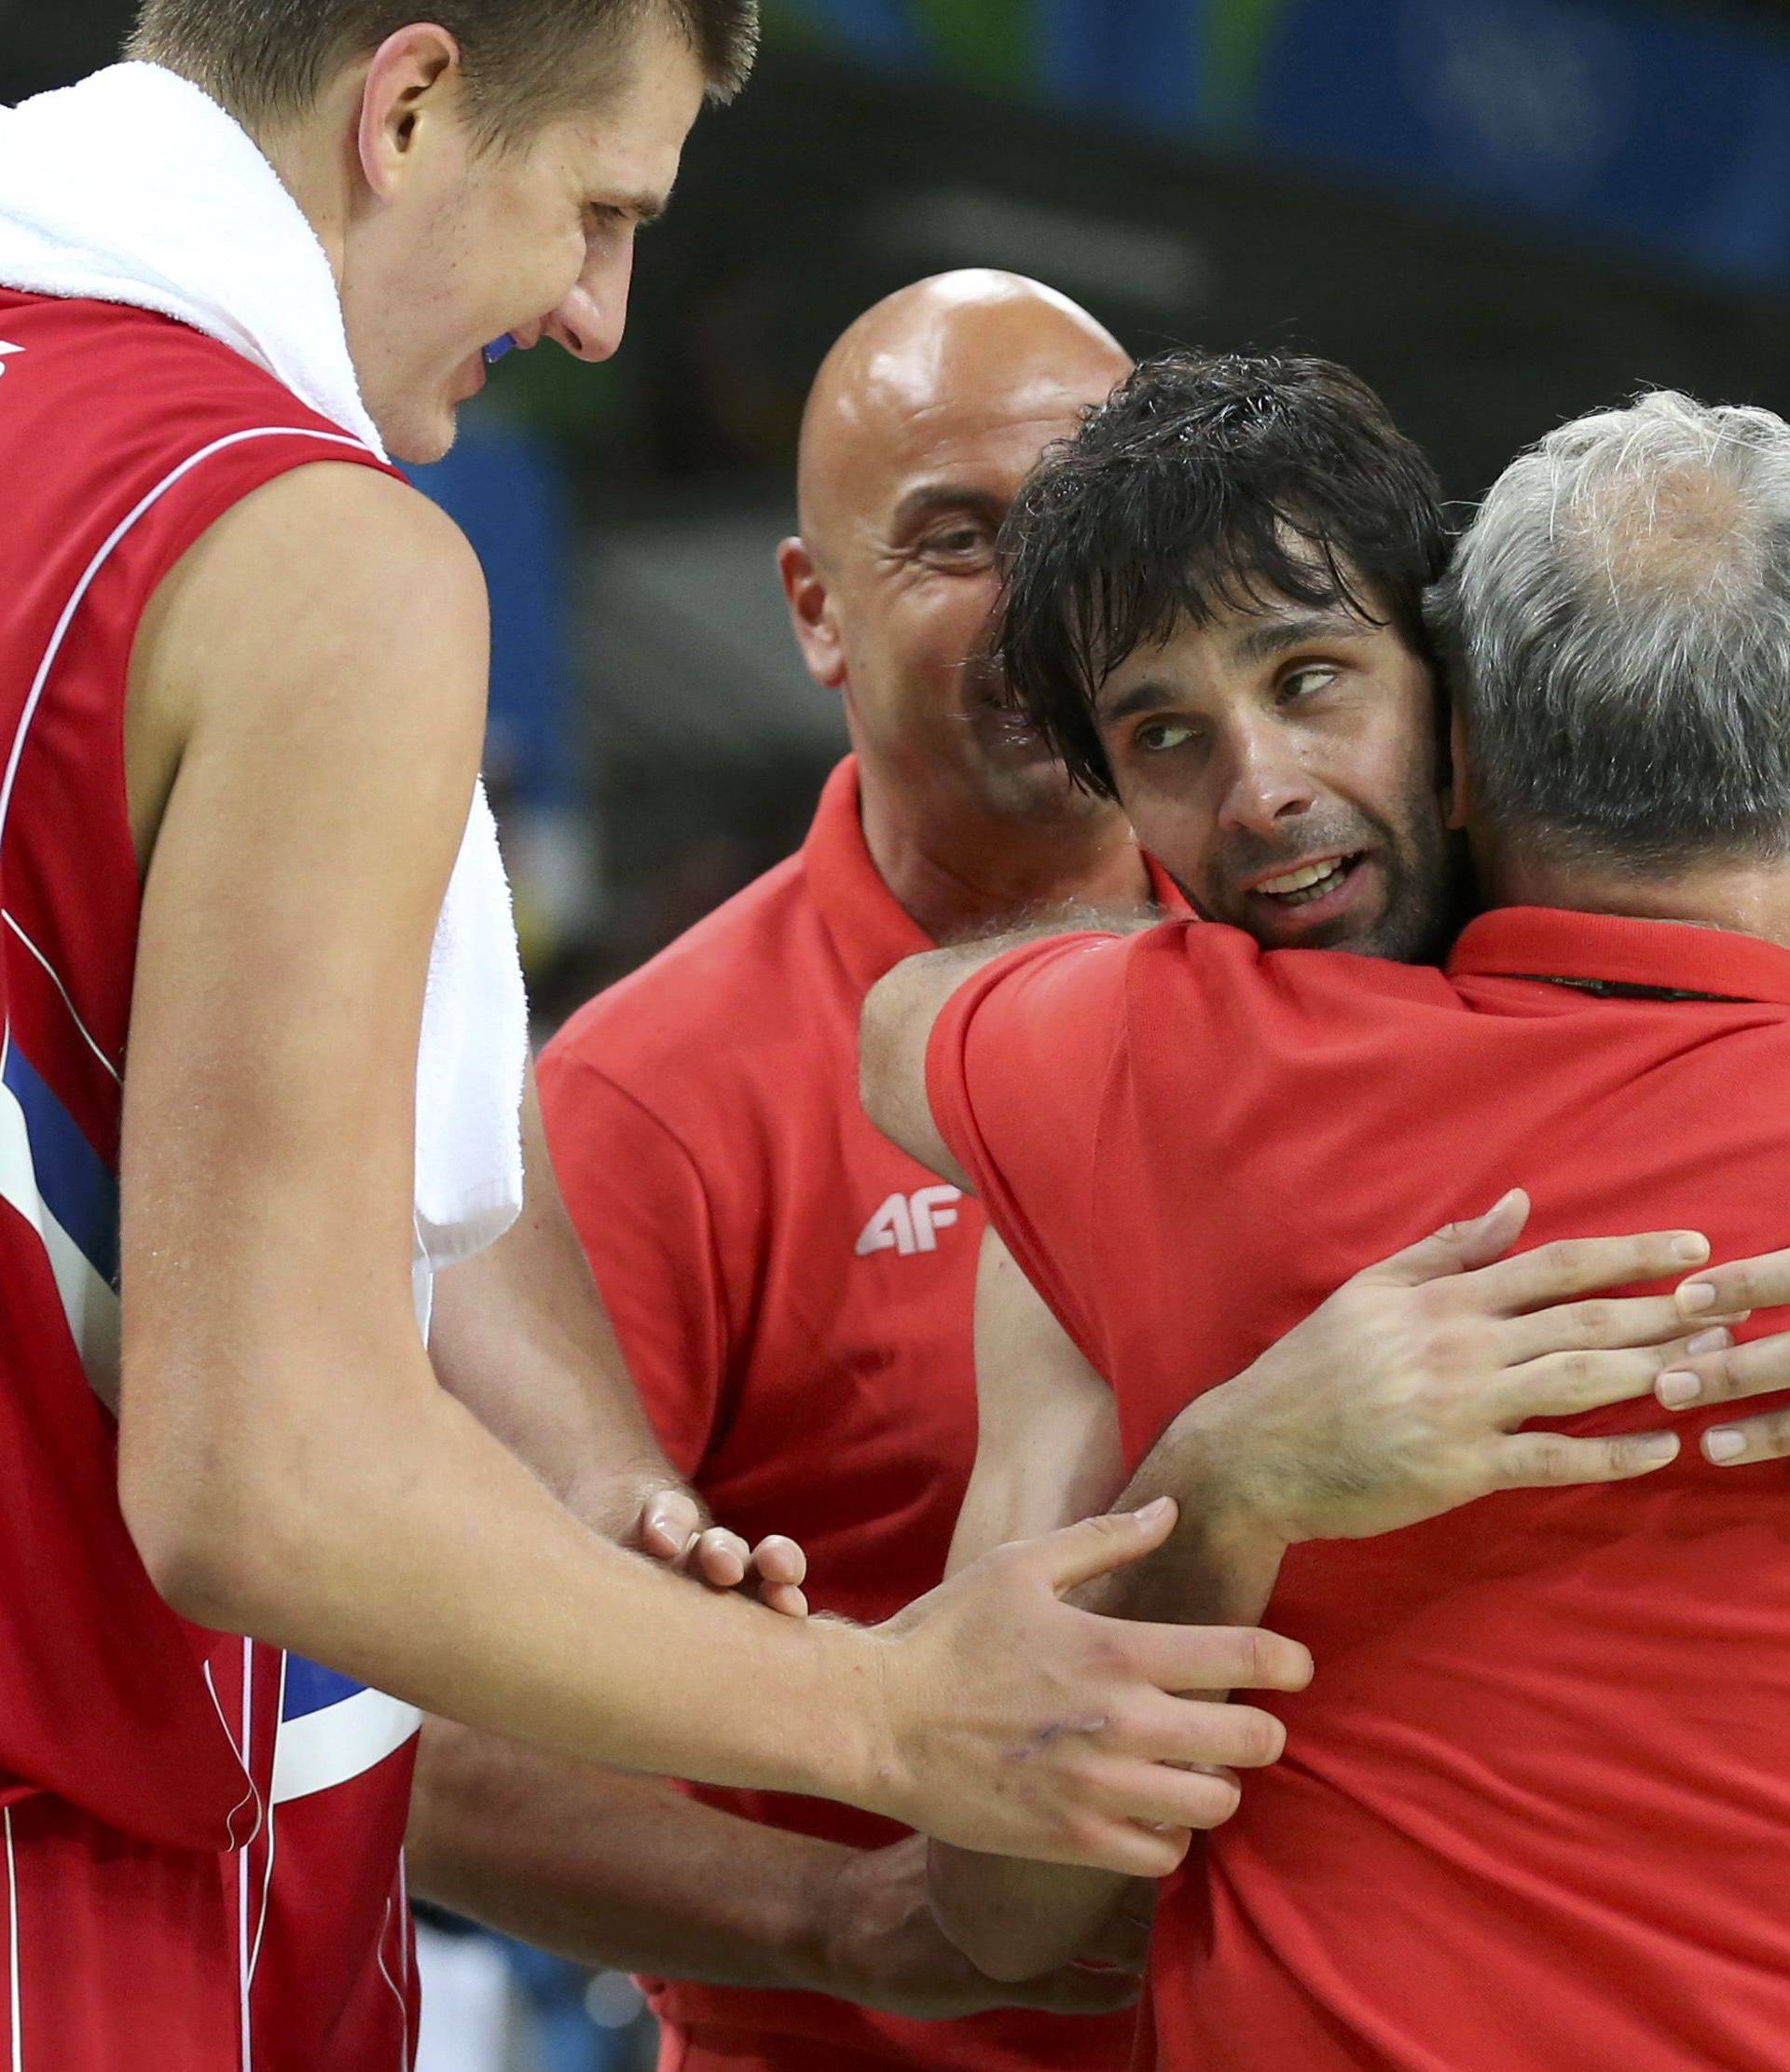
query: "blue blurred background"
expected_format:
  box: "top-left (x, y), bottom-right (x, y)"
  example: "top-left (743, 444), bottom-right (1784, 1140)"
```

top-left (6, 0), bottom-right (1789, 2062)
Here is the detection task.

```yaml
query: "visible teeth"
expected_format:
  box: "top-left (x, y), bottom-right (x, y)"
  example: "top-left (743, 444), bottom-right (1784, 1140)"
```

top-left (1258, 858), bottom-right (1346, 898)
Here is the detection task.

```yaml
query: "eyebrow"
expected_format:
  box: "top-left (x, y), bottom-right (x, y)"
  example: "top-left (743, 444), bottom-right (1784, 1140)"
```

top-left (887, 483), bottom-right (1006, 533)
top-left (1097, 679), bottom-right (1180, 724)
top-left (1230, 607), bottom-right (1376, 664)
top-left (1095, 606), bottom-right (1379, 724)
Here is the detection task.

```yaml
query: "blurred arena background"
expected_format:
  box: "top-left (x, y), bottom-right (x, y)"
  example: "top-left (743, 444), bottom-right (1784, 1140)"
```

top-left (5, 0), bottom-right (1789, 2063)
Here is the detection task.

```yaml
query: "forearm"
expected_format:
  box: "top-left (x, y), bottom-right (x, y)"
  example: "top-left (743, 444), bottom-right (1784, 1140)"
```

top-left (428, 1076), bottom-right (692, 1538)
top-left (407, 1720), bottom-right (842, 1988)
top-left (928, 1403), bottom-right (1285, 1977)
top-left (1072, 1394), bottom-right (1288, 1630)
top-left (130, 1344), bottom-right (875, 1806)
top-left (433, 1245), bottom-right (685, 1541)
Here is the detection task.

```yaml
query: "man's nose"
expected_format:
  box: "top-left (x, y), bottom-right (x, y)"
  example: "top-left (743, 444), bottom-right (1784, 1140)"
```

top-left (543, 243), bottom-right (634, 365)
top-left (1215, 732), bottom-right (1318, 838)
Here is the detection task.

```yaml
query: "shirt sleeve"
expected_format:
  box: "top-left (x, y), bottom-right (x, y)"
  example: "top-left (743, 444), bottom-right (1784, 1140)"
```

top-left (924, 931), bottom-right (1133, 1366)
top-left (535, 1045), bottom-right (730, 1481)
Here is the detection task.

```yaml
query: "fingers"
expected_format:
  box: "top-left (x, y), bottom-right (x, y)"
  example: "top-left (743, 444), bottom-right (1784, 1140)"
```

top-left (690, 1526), bottom-right (750, 1588)
top-left (1501, 1292), bottom-right (1738, 1366)
top-left (750, 1534), bottom-right (808, 1588)
top-left (1677, 1246), bottom-right (1790, 1320)
top-left (1652, 1325), bottom-right (1790, 1465)
top-left (1054, 1818), bottom-right (1190, 1880)
top-left (1035, 1499), bottom-right (1177, 1595)
top-left (1502, 1327), bottom-right (1733, 1420)
top-left (1091, 1755), bottom-right (1243, 1834)
top-left (1122, 1619), bottom-right (1314, 1697)
top-left (1491, 1428), bottom-right (1678, 1490)
top-left (1366, 1188), bottom-right (1530, 1287)
top-left (757, 1581), bottom-right (811, 1620)
top-left (1693, 1408), bottom-right (1790, 1467)
top-left (1475, 1230), bottom-right (1709, 1315)
top-left (640, 1504), bottom-right (810, 1608)
top-left (1114, 1691), bottom-right (1287, 1770)
top-left (639, 1489), bottom-right (703, 1562)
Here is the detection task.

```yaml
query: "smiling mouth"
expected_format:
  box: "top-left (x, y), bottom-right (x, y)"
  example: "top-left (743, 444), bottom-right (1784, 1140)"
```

top-left (1253, 853), bottom-right (1363, 906)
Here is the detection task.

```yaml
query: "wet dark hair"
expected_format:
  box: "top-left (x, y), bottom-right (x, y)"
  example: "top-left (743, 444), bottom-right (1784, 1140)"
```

top-left (128, 0), bottom-right (756, 144)
top-left (998, 350), bottom-right (1450, 796)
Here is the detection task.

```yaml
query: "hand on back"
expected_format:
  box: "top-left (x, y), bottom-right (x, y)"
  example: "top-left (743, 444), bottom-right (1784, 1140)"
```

top-left (1183, 1189), bottom-right (1750, 1545)
top-left (865, 1499), bottom-right (1311, 1874)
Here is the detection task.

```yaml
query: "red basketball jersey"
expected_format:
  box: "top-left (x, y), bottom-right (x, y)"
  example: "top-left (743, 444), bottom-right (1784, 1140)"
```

top-left (0, 289), bottom-right (420, 2069)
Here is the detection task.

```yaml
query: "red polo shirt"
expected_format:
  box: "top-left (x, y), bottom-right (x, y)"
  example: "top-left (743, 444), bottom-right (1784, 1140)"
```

top-left (540, 758), bottom-right (1152, 2070)
top-left (928, 905), bottom-right (1790, 2072)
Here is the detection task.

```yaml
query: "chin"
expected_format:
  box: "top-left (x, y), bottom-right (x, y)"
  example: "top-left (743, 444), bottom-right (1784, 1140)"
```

top-left (369, 393), bottom-right (460, 468)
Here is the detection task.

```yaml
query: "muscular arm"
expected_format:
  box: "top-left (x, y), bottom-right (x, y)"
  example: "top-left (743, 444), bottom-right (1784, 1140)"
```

top-left (117, 463), bottom-right (867, 1795)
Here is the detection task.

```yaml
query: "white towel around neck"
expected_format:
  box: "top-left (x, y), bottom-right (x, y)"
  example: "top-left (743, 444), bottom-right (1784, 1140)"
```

top-left (0, 62), bottom-right (529, 1329)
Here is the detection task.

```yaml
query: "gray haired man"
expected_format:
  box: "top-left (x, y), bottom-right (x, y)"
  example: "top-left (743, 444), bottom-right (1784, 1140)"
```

top-left (860, 385), bottom-right (1790, 2068)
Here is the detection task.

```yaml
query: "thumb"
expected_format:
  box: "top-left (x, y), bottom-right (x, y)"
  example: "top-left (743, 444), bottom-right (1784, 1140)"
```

top-left (1370, 1187), bottom-right (1530, 1287)
top-left (1038, 1498), bottom-right (1177, 1596)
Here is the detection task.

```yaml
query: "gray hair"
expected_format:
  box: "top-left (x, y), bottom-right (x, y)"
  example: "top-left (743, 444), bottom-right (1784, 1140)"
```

top-left (1427, 389), bottom-right (1790, 868)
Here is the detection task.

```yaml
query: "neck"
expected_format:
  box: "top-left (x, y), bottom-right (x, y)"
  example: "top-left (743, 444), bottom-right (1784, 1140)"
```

top-left (1487, 847), bottom-right (1790, 951)
top-left (858, 761), bottom-right (1152, 942)
top-left (253, 108), bottom-right (351, 286)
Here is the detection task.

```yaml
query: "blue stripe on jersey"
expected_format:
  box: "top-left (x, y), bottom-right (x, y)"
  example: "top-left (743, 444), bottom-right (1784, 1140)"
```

top-left (0, 1042), bottom-right (118, 1285)
top-left (282, 1654), bottom-right (368, 1720)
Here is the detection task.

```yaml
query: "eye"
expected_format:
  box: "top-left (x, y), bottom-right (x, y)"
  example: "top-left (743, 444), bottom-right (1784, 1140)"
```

top-left (1279, 665), bottom-right (1339, 702)
top-left (921, 522), bottom-right (991, 559)
top-left (1133, 718), bottom-right (1196, 754)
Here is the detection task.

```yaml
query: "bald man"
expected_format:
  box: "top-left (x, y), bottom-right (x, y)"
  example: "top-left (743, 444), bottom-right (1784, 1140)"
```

top-left (405, 274), bottom-right (1151, 2071)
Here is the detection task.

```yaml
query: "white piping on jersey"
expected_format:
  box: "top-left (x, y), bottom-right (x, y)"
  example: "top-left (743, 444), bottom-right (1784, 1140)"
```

top-left (270, 1686), bottom-right (421, 1806)
top-left (0, 425), bottom-right (369, 863)
top-left (0, 1075), bottom-right (119, 1409)
top-left (4, 1807), bottom-right (19, 2072)
top-left (2, 913), bottom-right (120, 1085)
top-left (0, 428), bottom-right (371, 1400)
top-left (375, 1895), bottom-right (409, 2071)
top-left (245, 1652), bottom-right (283, 1995)
top-left (237, 1637), bottom-right (254, 2072)
top-left (201, 1655), bottom-right (265, 1852)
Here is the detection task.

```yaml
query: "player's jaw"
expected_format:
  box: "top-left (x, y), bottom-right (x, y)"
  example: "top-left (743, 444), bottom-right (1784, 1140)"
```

top-left (1162, 790), bottom-right (1455, 961)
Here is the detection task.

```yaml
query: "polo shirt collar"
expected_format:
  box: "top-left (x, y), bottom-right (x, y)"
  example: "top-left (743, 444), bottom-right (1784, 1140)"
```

top-left (803, 754), bottom-right (1191, 997)
top-left (805, 756), bottom-right (935, 994)
top-left (1449, 905), bottom-right (1790, 1006)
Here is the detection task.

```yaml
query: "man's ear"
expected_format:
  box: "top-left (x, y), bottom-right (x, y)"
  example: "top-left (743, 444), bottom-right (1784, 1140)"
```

top-left (778, 537), bottom-right (848, 692)
top-left (1443, 703), bottom-right (1473, 830)
top-left (356, 24), bottom-right (464, 200)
